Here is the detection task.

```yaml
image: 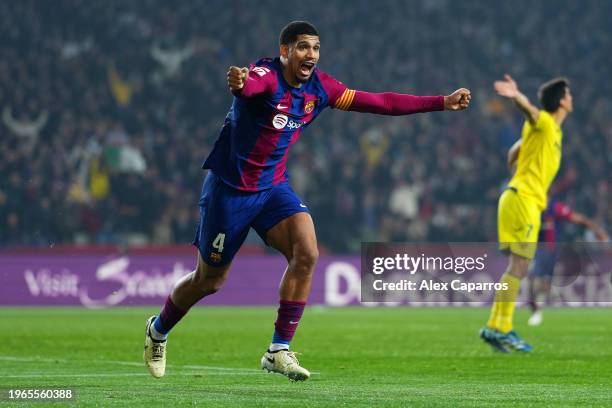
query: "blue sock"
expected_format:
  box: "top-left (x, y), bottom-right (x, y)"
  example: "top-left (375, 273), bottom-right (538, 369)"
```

top-left (270, 331), bottom-right (290, 351)
top-left (153, 316), bottom-right (168, 335)
top-left (271, 332), bottom-right (290, 346)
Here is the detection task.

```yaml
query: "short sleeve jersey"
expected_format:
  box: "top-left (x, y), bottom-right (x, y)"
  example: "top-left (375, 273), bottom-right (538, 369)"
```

top-left (508, 111), bottom-right (563, 210)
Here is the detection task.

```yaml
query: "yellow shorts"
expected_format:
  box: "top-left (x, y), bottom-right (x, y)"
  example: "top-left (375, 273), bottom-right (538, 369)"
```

top-left (498, 188), bottom-right (541, 259)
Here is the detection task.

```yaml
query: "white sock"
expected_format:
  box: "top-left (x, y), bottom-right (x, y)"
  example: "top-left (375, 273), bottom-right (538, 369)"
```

top-left (269, 343), bottom-right (289, 352)
top-left (149, 321), bottom-right (168, 341)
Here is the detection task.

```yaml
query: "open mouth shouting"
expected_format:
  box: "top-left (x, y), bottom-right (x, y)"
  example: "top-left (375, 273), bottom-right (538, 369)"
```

top-left (298, 61), bottom-right (316, 79)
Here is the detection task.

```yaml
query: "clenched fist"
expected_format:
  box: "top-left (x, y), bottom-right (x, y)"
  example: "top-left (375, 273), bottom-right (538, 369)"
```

top-left (444, 88), bottom-right (471, 111)
top-left (227, 66), bottom-right (249, 92)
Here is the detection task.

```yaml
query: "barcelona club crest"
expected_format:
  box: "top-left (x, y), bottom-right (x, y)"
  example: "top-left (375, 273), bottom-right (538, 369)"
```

top-left (304, 100), bottom-right (316, 114)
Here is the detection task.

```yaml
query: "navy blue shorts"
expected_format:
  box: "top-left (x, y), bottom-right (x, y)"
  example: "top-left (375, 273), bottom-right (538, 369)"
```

top-left (193, 172), bottom-right (309, 266)
top-left (531, 245), bottom-right (559, 278)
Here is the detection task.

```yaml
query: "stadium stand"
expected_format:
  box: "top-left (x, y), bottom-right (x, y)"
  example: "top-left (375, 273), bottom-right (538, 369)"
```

top-left (1, 0), bottom-right (610, 252)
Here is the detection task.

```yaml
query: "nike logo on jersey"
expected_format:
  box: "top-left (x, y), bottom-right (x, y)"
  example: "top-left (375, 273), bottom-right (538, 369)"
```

top-left (266, 357), bottom-right (275, 364)
top-left (276, 103), bottom-right (289, 110)
top-left (289, 320), bottom-right (299, 325)
top-left (299, 204), bottom-right (307, 208)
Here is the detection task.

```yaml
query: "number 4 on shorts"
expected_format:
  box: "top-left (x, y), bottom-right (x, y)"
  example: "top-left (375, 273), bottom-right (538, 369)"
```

top-left (212, 233), bottom-right (225, 253)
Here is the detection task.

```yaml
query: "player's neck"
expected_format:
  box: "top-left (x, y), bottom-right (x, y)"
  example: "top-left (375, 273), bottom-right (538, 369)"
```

top-left (280, 65), bottom-right (302, 88)
top-left (551, 109), bottom-right (567, 126)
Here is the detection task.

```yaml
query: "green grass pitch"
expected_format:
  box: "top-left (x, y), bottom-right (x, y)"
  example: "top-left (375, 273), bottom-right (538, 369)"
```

top-left (1, 307), bottom-right (611, 407)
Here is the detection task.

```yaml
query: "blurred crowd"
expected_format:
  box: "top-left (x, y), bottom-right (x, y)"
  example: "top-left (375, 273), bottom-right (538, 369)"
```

top-left (1, 0), bottom-right (610, 252)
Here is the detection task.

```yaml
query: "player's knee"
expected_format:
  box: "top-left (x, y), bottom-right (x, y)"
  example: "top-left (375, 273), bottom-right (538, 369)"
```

top-left (509, 255), bottom-right (530, 279)
top-left (292, 247), bottom-right (319, 273)
top-left (192, 267), bottom-right (228, 295)
top-left (202, 282), bottom-right (223, 296)
top-left (197, 276), bottom-right (226, 296)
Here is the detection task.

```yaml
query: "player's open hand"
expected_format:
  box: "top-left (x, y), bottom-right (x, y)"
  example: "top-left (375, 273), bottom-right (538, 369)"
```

top-left (444, 88), bottom-right (471, 111)
top-left (494, 74), bottom-right (520, 98)
top-left (227, 66), bottom-right (249, 92)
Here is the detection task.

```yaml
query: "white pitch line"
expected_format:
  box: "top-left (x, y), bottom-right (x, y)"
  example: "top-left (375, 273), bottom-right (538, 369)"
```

top-left (0, 355), bottom-right (320, 375)
top-left (0, 371), bottom-right (265, 379)
top-left (107, 360), bottom-right (144, 367)
top-left (0, 355), bottom-right (258, 372)
top-left (0, 373), bottom-right (150, 379)
top-left (110, 361), bottom-right (320, 374)
top-left (92, 360), bottom-right (263, 372)
top-left (181, 364), bottom-right (260, 372)
top-left (0, 355), bottom-right (67, 363)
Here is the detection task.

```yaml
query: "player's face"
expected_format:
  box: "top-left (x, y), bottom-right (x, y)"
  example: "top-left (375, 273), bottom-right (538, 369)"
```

top-left (560, 87), bottom-right (573, 113)
top-left (281, 35), bottom-right (320, 84)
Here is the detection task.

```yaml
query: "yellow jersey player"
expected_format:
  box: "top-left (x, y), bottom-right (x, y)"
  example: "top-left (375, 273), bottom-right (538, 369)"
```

top-left (480, 74), bottom-right (573, 352)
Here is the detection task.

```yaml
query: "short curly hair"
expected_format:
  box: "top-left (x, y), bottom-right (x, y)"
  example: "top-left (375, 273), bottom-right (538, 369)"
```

top-left (279, 21), bottom-right (319, 45)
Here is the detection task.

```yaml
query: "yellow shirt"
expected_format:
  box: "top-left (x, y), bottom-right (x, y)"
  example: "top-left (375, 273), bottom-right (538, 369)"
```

top-left (508, 110), bottom-right (563, 211)
top-left (89, 159), bottom-right (110, 200)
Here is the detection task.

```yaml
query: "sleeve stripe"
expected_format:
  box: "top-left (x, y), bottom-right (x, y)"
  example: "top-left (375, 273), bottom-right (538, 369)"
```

top-left (339, 89), bottom-right (355, 110)
top-left (335, 90), bottom-right (350, 109)
top-left (335, 89), bottom-right (356, 110)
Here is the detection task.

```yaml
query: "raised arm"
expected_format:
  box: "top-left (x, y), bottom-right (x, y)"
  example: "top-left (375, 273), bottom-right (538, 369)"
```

top-left (227, 65), bottom-right (276, 98)
top-left (494, 74), bottom-right (539, 125)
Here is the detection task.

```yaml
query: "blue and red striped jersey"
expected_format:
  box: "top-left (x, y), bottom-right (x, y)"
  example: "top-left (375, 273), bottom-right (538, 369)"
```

top-left (203, 57), bottom-right (347, 191)
top-left (539, 200), bottom-right (574, 243)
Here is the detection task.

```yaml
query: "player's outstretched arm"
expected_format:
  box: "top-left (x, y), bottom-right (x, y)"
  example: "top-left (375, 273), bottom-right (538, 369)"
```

top-left (494, 74), bottom-right (539, 125)
top-left (333, 88), bottom-right (471, 116)
top-left (569, 213), bottom-right (610, 242)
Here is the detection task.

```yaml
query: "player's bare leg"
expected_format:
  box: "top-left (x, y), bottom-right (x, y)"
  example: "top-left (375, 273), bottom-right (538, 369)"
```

top-left (270, 213), bottom-right (318, 302)
top-left (171, 252), bottom-right (231, 309)
top-left (260, 212), bottom-right (318, 381)
top-left (144, 253), bottom-right (231, 378)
